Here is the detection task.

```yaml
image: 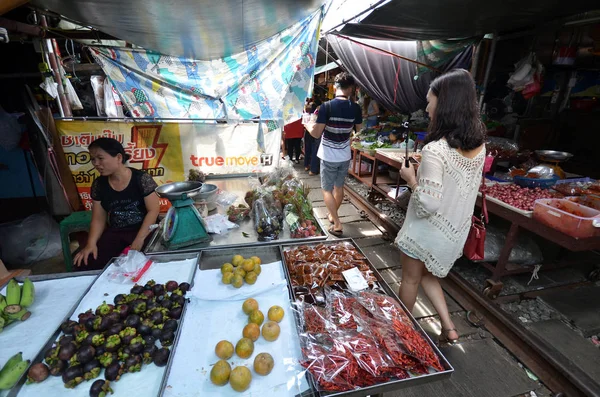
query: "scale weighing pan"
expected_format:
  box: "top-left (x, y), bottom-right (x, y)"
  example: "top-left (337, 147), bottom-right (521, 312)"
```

top-left (155, 181), bottom-right (203, 200)
top-left (535, 150), bottom-right (573, 163)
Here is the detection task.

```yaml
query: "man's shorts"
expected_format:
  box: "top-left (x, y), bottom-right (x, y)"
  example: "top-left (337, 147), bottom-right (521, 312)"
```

top-left (320, 159), bottom-right (351, 192)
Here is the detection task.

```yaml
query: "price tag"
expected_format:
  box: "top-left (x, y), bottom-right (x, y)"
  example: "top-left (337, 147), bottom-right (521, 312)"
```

top-left (342, 267), bottom-right (369, 291)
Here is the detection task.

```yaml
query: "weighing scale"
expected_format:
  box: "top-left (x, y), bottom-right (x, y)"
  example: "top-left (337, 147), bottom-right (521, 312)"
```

top-left (535, 150), bottom-right (573, 180)
top-left (155, 181), bottom-right (212, 249)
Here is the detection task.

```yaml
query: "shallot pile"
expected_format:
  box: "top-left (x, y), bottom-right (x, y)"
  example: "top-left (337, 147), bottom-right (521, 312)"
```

top-left (482, 184), bottom-right (562, 211)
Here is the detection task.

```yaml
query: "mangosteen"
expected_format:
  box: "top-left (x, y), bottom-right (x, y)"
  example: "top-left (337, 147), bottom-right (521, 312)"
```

top-left (150, 311), bottom-right (164, 324)
top-left (145, 300), bottom-right (158, 312)
top-left (160, 299), bottom-right (173, 310)
top-left (85, 316), bottom-right (97, 332)
top-left (156, 294), bottom-right (165, 303)
top-left (124, 314), bottom-right (141, 328)
top-left (130, 300), bottom-right (146, 315)
top-left (163, 319), bottom-right (178, 333)
top-left (105, 335), bottom-right (121, 352)
top-left (172, 295), bottom-right (186, 307)
top-left (165, 281), bottom-right (178, 292)
top-left (171, 288), bottom-right (183, 296)
top-left (129, 335), bottom-right (145, 353)
top-left (44, 345), bottom-right (60, 366)
top-left (62, 364), bottom-right (83, 388)
top-left (91, 334), bottom-right (106, 347)
top-left (105, 311), bottom-right (120, 325)
top-left (142, 335), bottom-right (156, 346)
top-left (145, 279), bottom-right (156, 288)
top-left (93, 316), bottom-right (111, 332)
top-left (169, 307), bottom-right (183, 320)
top-left (83, 359), bottom-right (101, 380)
top-left (153, 284), bottom-right (165, 296)
top-left (113, 293), bottom-right (126, 305)
top-left (137, 323), bottom-right (152, 336)
top-left (27, 362), bottom-right (50, 384)
top-left (130, 284), bottom-right (144, 295)
top-left (104, 362), bottom-right (122, 382)
top-left (179, 282), bottom-right (191, 293)
top-left (61, 320), bottom-right (78, 335)
top-left (119, 346), bottom-right (132, 361)
top-left (59, 335), bottom-right (75, 347)
top-left (85, 332), bottom-right (99, 346)
top-left (78, 310), bottom-right (94, 324)
top-left (153, 348), bottom-right (170, 367)
top-left (95, 301), bottom-right (114, 316)
top-left (117, 304), bottom-right (130, 319)
top-left (73, 345), bottom-right (95, 365)
top-left (119, 327), bottom-right (137, 345)
top-left (124, 355), bottom-right (142, 373)
top-left (159, 329), bottom-right (174, 347)
top-left (75, 329), bottom-right (90, 345)
top-left (151, 328), bottom-right (163, 340)
top-left (142, 344), bottom-right (157, 364)
top-left (89, 379), bottom-right (113, 397)
top-left (49, 360), bottom-right (67, 376)
top-left (98, 352), bottom-right (116, 368)
top-left (142, 290), bottom-right (155, 299)
top-left (107, 323), bottom-right (124, 336)
top-left (95, 346), bottom-right (106, 357)
top-left (58, 343), bottom-right (77, 361)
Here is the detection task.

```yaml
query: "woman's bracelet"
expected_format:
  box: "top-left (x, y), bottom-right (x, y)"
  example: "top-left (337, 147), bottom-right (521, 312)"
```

top-left (409, 182), bottom-right (418, 191)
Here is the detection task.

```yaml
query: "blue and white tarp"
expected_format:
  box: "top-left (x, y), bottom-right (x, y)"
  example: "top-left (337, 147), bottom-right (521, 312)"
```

top-left (89, 8), bottom-right (322, 123)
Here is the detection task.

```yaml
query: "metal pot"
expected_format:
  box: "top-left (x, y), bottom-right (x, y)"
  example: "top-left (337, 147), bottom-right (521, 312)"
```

top-left (193, 183), bottom-right (219, 211)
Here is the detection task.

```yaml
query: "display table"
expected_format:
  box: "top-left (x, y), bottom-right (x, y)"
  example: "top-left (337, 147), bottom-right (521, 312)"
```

top-left (475, 196), bottom-right (600, 297)
top-left (145, 176), bottom-right (328, 254)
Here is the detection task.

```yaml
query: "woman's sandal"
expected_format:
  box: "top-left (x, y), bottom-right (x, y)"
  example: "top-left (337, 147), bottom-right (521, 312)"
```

top-left (438, 328), bottom-right (459, 345)
top-left (328, 226), bottom-right (343, 237)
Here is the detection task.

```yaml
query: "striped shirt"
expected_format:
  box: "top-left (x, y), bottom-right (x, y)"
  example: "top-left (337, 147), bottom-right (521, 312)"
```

top-left (316, 98), bottom-right (362, 162)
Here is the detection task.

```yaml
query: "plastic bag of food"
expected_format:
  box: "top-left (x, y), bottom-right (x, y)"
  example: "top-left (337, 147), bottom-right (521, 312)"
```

top-left (284, 204), bottom-right (320, 239)
top-left (226, 204), bottom-right (250, 223)
top-left (486, 137), bottom-right (519, 159)
top-left (260, 165), bottom-right (297, 188)
top-left (299, 333), bottom-right (354, 392)
top-left (215, 190), bottom-right (238, 207)
top-left (253, 196), bottom-right (282, 241)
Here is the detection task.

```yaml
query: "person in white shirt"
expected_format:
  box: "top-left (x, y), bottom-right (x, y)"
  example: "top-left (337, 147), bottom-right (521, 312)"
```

top-left (397, 69), bottom-right (486, 344)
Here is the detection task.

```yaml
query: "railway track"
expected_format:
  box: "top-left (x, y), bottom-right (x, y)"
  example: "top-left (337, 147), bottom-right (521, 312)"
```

top-left (343, 184), bottom-right (599, 397)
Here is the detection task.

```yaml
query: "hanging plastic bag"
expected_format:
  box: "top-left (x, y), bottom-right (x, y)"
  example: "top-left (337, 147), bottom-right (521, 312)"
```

top-left (90, 75), bottom-right (106, 116)
top-left (103, 77), bottom-right (124, 117)
top-left (0, 213), bottom-right (61, 266)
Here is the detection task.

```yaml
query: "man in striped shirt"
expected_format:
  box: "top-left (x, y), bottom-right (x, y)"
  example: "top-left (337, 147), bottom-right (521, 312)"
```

top-left (305, 72), bottom-right (362, 236)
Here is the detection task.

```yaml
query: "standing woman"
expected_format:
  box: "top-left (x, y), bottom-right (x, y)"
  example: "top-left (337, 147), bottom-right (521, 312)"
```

top-left (74, 138), bottom-right (160, 270)
top-left (363, 95), bottom-right (380, 127)
top-left (396, 69), bottom-right (486, 343)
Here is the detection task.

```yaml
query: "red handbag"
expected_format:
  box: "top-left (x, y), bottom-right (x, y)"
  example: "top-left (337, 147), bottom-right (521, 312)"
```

top-left (464, 176), bottom-right (488, 261)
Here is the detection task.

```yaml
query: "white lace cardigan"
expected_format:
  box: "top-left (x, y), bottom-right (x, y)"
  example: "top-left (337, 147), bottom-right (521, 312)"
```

top-left (395, 139), bottom-right (485, 277)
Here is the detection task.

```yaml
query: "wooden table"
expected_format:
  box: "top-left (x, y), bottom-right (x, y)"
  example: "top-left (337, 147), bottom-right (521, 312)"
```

top-left (475, 196), bottom-right (600, 297)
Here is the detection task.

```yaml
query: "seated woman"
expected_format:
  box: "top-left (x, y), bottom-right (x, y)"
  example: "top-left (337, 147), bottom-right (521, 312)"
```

top-left (74, 138), bottom-right (160, 270)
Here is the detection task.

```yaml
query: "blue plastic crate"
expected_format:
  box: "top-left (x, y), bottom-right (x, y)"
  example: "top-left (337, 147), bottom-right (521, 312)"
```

top-left (513, 175), bottom-right (559, 189)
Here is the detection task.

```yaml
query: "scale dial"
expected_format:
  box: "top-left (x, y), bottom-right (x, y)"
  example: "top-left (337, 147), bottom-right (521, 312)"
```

top-left (163, 206), bottom-right (178, 241)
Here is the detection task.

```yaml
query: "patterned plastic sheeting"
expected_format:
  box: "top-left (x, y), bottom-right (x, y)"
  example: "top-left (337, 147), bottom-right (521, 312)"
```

top-left (89, 8), bottom-right (323, 124)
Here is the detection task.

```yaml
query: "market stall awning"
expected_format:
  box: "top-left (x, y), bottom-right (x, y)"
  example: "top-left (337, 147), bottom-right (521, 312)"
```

top-left (339, 0), bottom-right (599, 40)
top-left (314, 61), bottom-right (340, 75)
top-left (31, 0), bottom-right (325, 59)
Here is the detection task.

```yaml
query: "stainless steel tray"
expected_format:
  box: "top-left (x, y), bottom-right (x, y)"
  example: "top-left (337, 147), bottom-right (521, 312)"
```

top-left (8, 252), bottom-right (200, 397)
top-left (145, 177), bottom-right (328, 254)
top-left (278, 239), bottom-right (454, 397)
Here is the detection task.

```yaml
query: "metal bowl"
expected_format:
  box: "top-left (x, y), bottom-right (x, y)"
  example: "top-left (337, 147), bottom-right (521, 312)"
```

top-left (155, 181), bottom-right (203, 201)
top-left (193, 183), bottom-right (219, 211)
top-left (535, 150), bottom-right (573, 162)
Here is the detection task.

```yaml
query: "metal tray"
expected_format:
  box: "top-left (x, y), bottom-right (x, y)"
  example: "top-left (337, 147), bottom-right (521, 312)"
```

top-left (8, 252), bottom-right (200, 397)
top-left (278, 239), bottom-right (454, 397)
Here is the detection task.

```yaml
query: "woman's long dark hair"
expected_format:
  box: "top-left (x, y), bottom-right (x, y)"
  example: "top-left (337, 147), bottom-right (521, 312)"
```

top-left (424, 69), bottom-right (485, 151)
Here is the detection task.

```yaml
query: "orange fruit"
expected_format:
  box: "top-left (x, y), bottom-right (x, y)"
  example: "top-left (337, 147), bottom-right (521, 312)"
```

top-left (253, 353), bottom-right (274, 376)
top-left (232, 255), bottom-right (244, 267)
top-left (215, 340), bottom-right (234, 360)
top-left (242, 259), bottom-right (255, 272)
top-left (231, 274), bottom-right (244, 288)
top-left (243, 323), bottom-right (260, 342)
top-left (245, 271), bottom-right (258, 285)
top-left (253, 264), bottom-right (262, 275)
top-left (221, 263), bottom-right (234, 274)
top-left (248, 310), bottom-right (264, 326)
top-left (242, 298), bottom-right (259, 315)
top-left (210, 360), bottom-right (231, 386)
top-left (250, 256), bottom-right (261, 266)
top-left (261, 321), bottom-right (280, 342)
top-left (267, 305), bottom-right (284, 323)
top-left (235, 338), bottom-right (254, 359)
top-left (222, 272), bottom-right (234, 284)
top-left (229, 366), bottom-right (252, 392)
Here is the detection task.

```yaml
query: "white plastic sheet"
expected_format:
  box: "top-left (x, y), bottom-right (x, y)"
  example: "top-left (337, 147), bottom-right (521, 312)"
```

top-left (16, 258), bottom-right (197, 397)
top-left (164, 271), bottom-right (309, 397)
top-left (0, 275), bottom-right (96, 397)
top-left (192, 262), bottom-right (287, 301)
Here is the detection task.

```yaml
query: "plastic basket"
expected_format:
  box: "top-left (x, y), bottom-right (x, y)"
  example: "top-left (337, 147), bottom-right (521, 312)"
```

top-left (513, 175), bottom-right (559, 189)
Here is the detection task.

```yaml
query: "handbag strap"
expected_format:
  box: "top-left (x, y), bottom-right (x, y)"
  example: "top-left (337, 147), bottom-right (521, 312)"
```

top-left (480, 173), bottom-right (488, 224)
